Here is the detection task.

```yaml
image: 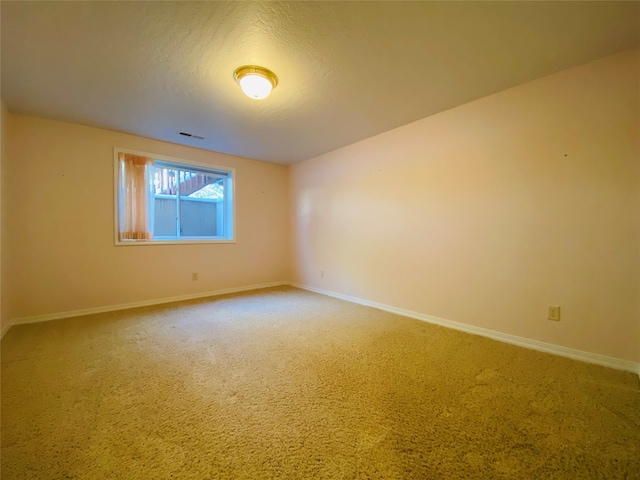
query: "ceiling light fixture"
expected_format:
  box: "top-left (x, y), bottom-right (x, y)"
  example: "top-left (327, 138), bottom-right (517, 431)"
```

top-left (233, 65), bottom-right (278, 100)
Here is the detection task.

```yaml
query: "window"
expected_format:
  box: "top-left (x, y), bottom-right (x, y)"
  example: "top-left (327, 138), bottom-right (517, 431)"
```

top-left (115, 149), bottom-right (234, 244)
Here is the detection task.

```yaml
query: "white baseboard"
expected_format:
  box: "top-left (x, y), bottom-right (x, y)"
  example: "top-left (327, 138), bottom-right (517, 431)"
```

top-left (2, 281), bottom-right (288, 338)
top-left (4, 280), bottom-right (639, 377)
top-left (288, 282), bottom-right (640, 376)
top-left (1, 320), bottom-right (13, 339)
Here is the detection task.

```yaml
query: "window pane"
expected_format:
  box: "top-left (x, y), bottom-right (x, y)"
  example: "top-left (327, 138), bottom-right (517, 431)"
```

top-left (153, 166), bottom-right (177, 237)
top-left (153, 166), bottom-right (178, 195)
top-left (179, 174), bottom-right (224, 237)
top-left (154, 196), bottom-right (177, 236)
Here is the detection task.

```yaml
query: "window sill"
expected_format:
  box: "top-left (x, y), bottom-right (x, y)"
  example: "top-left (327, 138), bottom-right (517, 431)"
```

top-left (115, 239), bottom-right (236, 246)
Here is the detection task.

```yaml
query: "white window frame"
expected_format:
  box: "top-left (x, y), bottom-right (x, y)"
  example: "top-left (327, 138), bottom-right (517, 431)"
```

top-left (113, 147), bottom-right (236, 246)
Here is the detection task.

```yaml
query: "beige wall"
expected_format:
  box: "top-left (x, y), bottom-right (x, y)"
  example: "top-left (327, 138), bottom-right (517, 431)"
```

top-left (4, 115), bottom-right (290, 320)
top-left (291, 49), bottom-right (640, 363)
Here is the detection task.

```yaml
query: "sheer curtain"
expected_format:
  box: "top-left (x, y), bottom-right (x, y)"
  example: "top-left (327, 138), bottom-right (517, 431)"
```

top-left (118, 153), bottom-right (154, 240)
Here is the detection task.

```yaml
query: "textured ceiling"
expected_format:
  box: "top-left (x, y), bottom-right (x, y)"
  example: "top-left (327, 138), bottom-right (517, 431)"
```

top-left (2, 1), bottom-right (639, 165)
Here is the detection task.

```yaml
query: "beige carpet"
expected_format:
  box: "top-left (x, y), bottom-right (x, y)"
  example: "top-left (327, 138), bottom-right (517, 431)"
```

top-left (1, 286), bottom-right (639, 479)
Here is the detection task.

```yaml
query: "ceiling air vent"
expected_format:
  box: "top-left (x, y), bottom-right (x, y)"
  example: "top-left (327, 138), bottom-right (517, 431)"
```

top-left (179, 131), bottom-right (205, 140)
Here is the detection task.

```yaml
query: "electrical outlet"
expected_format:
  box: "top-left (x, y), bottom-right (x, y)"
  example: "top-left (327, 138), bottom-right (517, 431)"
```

top-left (320, 270), bottom-right (325, 278)
top-left (548, 306), bottom-right (560, 321)
top-left (192, 272), bottom-right (199, 281)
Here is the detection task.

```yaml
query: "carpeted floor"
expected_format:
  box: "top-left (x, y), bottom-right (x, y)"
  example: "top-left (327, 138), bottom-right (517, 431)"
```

top-left (1, 286), bottom-right (639, 479)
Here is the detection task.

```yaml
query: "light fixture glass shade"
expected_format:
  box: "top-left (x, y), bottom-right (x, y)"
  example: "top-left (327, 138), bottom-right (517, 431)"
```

top-left (238, 74), bottom-right (273, 99)
top-left (234, 66), bottom-right (278, 100)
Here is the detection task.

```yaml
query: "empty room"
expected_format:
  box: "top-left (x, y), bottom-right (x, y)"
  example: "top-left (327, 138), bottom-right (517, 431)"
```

top-left (1, 1), bottom-right (639, 478)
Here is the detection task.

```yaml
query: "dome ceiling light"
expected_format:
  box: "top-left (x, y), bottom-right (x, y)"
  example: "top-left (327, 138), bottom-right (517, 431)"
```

top-left (233, 65), bottom-right (278, 100)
